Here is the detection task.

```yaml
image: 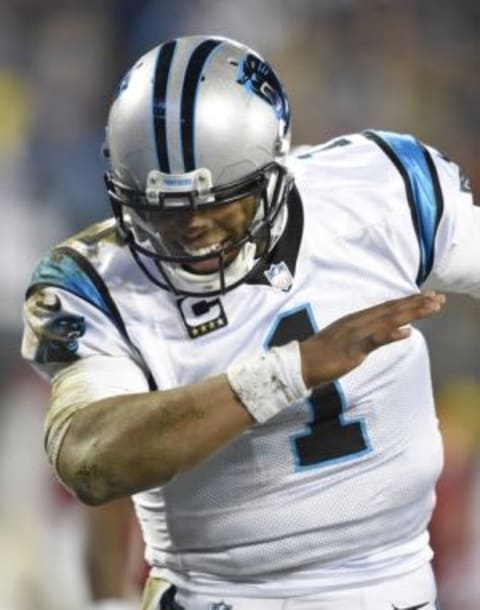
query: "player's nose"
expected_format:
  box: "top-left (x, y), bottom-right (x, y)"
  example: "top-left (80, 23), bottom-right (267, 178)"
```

top-left (177, 209), bottom-right (212, 238)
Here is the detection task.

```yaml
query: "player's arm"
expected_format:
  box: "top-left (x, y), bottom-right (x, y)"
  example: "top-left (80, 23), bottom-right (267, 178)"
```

top-left (363, 132), bottom-right (479, 298)
top-left (423, 195), bottom-right (480, 298)
top-left (85, 498), bottom-right (140, 602)
top-left (421, 147), bottom-right (480, 297)
top-left (57, 291), bottom-right (445, 505)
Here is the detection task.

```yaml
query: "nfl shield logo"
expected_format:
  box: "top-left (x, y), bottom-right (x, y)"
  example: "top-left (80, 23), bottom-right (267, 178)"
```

top-left (209, 602), bottom-right (233, 610)
top-left (264, 261), bottom-right (293, 292)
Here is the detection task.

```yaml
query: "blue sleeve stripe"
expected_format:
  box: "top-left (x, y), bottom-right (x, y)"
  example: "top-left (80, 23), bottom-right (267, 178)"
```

top-left (364, 130), bottom-right (444, 284)
top-left (27, 246), bottom-right (158, 391)
top-left (28, 246), bottom-right (129, 339)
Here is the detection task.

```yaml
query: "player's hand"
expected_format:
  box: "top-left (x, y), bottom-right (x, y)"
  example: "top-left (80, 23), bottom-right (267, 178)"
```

top-left (299, 291), bottom-right (445, 388)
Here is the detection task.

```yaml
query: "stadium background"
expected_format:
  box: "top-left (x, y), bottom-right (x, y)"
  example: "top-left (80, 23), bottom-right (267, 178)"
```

top-left (0, 1), bottom-right (479, 609)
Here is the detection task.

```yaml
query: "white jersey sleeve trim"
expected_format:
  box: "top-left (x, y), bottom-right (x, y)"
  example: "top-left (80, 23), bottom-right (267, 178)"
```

top-left (45, 354), bottom-right (150, 473)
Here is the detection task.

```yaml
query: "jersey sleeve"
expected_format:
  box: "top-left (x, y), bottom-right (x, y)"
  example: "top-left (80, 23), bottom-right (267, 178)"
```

top-left (423, 147), bottom-right (480, 298)
top-left (365, 130), bottom-right (479, 297)
top-left (21, 248), bottom-right (151, 471)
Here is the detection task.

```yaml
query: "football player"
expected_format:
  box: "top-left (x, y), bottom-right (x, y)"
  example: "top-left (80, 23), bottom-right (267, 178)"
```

top-left (22, 36), bottom-right (479, 610)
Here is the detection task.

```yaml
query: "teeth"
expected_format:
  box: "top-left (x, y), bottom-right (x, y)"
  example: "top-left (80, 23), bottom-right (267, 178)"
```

top-left (183, 242), bottom-right (222, 256)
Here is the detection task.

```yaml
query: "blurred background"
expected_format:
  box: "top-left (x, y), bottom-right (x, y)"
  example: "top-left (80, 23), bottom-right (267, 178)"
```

top-left (0, 1), bottom-right (479, 609)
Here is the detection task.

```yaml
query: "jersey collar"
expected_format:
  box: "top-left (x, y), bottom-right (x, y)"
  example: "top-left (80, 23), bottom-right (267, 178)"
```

top-left (245, 184), bottom-right (304, 288)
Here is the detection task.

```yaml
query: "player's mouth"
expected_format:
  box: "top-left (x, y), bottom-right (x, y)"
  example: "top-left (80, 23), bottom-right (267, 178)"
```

top-left (182, 241), bottom-right (225, 257)
top-left (181, 238), bottom-right (238, 272)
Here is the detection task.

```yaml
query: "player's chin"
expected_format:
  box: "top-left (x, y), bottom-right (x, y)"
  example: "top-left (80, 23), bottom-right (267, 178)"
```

top-left (185, 259), bottom-right (221, 273)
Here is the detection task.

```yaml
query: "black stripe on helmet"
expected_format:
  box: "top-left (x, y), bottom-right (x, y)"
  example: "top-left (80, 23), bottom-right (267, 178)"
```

top-left (153, 40), bottom-right (177, 173)
top-left (181, 39), bottom-right (222, 172)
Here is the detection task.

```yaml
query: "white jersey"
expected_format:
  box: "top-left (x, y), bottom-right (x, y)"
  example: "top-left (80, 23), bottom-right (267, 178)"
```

top-left (22, 131), bottom-right (479, 597)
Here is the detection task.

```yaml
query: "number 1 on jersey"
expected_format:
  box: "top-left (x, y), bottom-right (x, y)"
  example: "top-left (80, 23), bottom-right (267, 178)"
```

top-left (266, 305), bottom-right (370, 469)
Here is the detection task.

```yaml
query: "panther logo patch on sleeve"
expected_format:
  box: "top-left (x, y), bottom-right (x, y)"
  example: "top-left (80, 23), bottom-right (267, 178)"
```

top-left (24, 289), bottom-right (86, 364)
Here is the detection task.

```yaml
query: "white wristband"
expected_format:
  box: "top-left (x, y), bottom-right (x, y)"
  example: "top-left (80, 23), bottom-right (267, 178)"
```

top-left (226, 340), bottom-right (310, 423)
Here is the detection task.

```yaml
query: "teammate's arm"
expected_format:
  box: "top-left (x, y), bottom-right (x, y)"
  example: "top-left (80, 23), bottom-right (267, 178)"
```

top-left (58, 292), bottom-right (445, 505)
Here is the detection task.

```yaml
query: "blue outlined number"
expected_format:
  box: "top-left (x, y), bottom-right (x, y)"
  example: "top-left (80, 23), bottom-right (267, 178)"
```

top-left (266, 305), bottom-right (369, 468)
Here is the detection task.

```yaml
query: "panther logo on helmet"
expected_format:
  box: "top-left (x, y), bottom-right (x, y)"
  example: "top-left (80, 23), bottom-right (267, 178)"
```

top-left (236, 53), bottom-right (290, 134)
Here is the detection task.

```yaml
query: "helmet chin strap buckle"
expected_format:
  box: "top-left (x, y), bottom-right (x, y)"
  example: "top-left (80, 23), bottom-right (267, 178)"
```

top-left (146, 168), bottom-right (214, 206)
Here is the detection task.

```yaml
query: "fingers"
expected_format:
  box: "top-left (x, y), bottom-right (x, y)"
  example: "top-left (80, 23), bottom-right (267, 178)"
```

top-left (384, 291), bottom-right (445, 326)
top-left (300, 291), bottom-right (446, 387)
top-left (356, 291), bottom-right (446, 354)
top-left (360, 322), bottom-right (412, 355)
top-left (346, 291), bottom-right (445, 326)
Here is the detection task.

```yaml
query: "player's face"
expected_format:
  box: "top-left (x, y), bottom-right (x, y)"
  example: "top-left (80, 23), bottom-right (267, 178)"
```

top-left (152, 195), bottom-right (257, 273)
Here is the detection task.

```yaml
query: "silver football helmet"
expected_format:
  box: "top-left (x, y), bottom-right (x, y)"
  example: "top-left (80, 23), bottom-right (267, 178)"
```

top-left (104, 35), bottom-right (293, 296)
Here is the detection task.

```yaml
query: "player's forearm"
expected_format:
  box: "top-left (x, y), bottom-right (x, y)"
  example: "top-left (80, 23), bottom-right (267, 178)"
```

top-left (58, 291), bottom-right (445, 505)
top-left (86, 499), bottom-right (136, 598)
top-left (59, 375), bottom-right (253, 505)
